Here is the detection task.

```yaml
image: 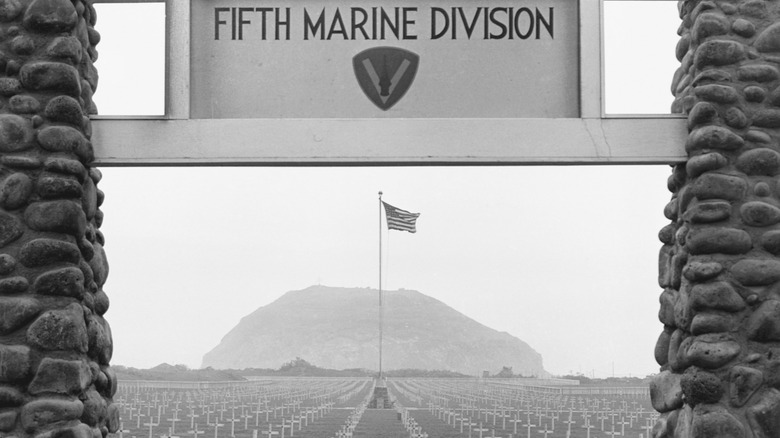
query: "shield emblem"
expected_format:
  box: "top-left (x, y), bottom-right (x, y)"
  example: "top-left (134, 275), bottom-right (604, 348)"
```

top-left (353, 47), bottom-right (419, 111)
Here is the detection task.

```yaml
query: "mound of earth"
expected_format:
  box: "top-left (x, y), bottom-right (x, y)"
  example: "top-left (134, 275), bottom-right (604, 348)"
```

top-left (202, 285), bottom-right (547, 376)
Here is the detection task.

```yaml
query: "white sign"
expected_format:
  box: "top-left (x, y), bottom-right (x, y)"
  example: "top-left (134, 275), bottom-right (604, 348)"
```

top-left (190, 0), bottom-right (579, 118)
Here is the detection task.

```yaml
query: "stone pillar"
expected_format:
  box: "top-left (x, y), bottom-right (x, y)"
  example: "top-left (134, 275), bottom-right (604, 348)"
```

top-left (654, 1), bottom-right (780, 437)
top-left (0, 0), bottom-right (116, 437)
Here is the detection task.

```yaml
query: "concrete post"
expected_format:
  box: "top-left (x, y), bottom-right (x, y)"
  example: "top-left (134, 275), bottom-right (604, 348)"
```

top-left (654, 1), bottom-right (780, 437)
top-left (0, 0), bottom-right (116, 437)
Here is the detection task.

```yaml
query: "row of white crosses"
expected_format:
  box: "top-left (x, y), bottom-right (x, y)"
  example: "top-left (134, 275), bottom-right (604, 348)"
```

top-left (398, 408), bottom-right (430, 438)
top-left (390, 379), bottom-right (658, 438)
top-left (113, 378), bottom-right (656, 438)
top-left (250, 396), bottom-right (341, 438)
top-left (112, 378), bottom-right (372, 438)
top-left (195, 382), bottom-right (357, 438)
top-left (332, 390), bottom-right (373, 438)
top-left (414, 393), bottom-right (496, 438)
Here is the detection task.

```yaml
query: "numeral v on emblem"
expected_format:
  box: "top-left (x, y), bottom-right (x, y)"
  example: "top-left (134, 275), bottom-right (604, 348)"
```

top-left (361, 58), bottom-right (412, 103)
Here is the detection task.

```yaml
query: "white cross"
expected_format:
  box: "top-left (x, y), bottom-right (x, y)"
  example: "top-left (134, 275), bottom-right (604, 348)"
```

top-left (537, 425), bottom-right (552, 438)
top-left (561, 422), bottom-right (576, 436)
top-left (644, 417), bottom-right (655, 437)
top-left (605, 423), bottom-right (622, 438)
top-left (167, 417), bottom-right (180, 435)
top-left (582, 420), bottom-right (595, 438)
top-left (117, 422), bottom-right (131, 438)
top-left (187, 411), bottom-right (199, 430)
top-left (211, 422), bottom-right (224, 438)
top-left (473, 423), bottom-right (489, 438)
top-left (225, 413), bottom-right (241, 437)
top-left (291, 416), bottom-right (302, 432)
top-left (187, 423), bottom-right (205, 438)
top-left (509, 416), bottom-right (523, 435)
top-left (616, 416), bottom-right (631, 435)
top-left (144, 418), bottom-right (160, 438)
top-left (525, 420), bottom-right (536, 438)
top-left (259, 424), bottom-right (279, 438)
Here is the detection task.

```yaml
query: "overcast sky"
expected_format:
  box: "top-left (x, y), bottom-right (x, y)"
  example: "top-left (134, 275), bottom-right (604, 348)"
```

top-left (91, 1), bottom-right (681, 378)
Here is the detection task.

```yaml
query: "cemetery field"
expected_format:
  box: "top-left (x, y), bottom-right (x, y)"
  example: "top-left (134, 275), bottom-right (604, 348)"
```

top-left (110, 378), bottom-right (655, 438)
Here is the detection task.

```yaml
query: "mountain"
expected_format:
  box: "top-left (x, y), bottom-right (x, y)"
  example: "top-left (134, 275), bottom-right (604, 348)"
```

top-left (201, 285), bottom-right (547, 376)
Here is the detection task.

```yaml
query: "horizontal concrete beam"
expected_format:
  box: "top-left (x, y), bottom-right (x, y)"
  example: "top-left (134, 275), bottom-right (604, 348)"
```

top-left (90, 116), bottom-right (688, 166)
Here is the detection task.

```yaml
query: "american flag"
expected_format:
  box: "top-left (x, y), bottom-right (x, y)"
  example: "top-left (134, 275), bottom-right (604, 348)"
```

top-left (382, 201), bottom-right (420, 233)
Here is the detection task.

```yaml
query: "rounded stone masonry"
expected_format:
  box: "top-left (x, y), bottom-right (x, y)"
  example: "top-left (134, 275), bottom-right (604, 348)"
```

top-left (19, 238), bottom-right (81, 267)
top-left (651, 370), bottom-right (684, 413)
top-left (656, 328), bottom-right (673, 366)
top-left (45, 95), bottom-right (84, 126)
top-left (689, 282), bottom-right (745, 312)
top-left (686, 153), bottom-right (728, 178)
top-left (694, 83), bottom-right (740, 104)
top-left (0, 1), bottom-right (114, 437)
top-left (0, 114), bottom-right (34, 152)
top-left (761, 230), bottom-right (780, 254)
top-left (37, 125), bottom-right (91, 161)
top-left (28, 357), bottom-right (91, 395)
top-left (685, 227), bottom-right (752, 255)
top-left (24, 199), bottom-right (87, 236)
top-left (0, 344), bottom-right (31, 382)
top-left (666, 329), bottom-right (688, 373)
top-left (0, 276), bottom-right (29, 294)
top-left (680, 368), bottom-right (723, 406)
top-left (0, 296), bottom-right (40, 334)
top-left (756, 21), bottom-right (780, 52)
top-left (689, 405), bottom-right (745, 438)
top-left (731, 259), bottom-right (780, 286)
top-left (36, 173), bottom-right (84, 199)
top-left (692, 12), bottom-right (730, 42)
top-left (23, 0), bottom-right (77, 32)
top-left (658, 1), bottom-right (780, 437)
top-left (735, 148), bottom-right (780, 176)
top-left (33, 266), bottom-right (85, 298)
top-left (724, 107), bottom-right (749, 129)
top-left (20, 398), bottom-right (84, 433)
top-left (689, 173), bottom-right (747, 201)
top-left (682, 200), bottom-right (732, 223)
top-left (744, 86), bottom-right (767, 103)
top-left (753, 110), bottom-right (780, 130)
top-left (746, 300), bottom-right (780, 341)
top-left (0, 172), bottom-right (33, 210)
top-left (683, 260), bottom-right (724, 281)
top-left (693, 40), bottom-right (747, 70)
top-left (737, 64), bottom-right (779, 82)
top-left (686, 126), bottom-right (745, 153)
top-left (26, 302), bottom-right (88, 352)
top-left (19, 61), bottom-right (80, 96)
top-left (729, 365), bottom-right (763, 408)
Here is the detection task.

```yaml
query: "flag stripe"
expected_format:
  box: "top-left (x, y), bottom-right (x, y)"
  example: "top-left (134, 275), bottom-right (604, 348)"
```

top-left (382, 201), bottom-right (420, 233)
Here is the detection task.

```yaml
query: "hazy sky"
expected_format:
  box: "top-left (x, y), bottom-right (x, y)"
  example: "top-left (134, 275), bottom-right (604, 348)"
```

top-left (91, 1), bottom-right (681, 378)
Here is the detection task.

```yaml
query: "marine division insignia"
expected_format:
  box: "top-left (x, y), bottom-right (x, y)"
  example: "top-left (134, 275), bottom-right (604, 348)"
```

top-left (353, 47), bottom-right (419, 111)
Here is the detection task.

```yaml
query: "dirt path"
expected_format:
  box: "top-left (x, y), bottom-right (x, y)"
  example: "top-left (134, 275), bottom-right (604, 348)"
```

top-left (353, 409), bottom-right (408, 438)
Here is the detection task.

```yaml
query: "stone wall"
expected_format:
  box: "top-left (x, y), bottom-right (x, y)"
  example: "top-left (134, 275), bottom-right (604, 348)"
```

top-left (0, 0), bottom-right (116, 437)
top-left (654, 1), bottom-right (780, 437)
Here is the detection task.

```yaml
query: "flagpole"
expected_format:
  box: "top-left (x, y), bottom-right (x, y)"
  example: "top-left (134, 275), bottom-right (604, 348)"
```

top-left (378, 191), bottom-right (383, 382)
